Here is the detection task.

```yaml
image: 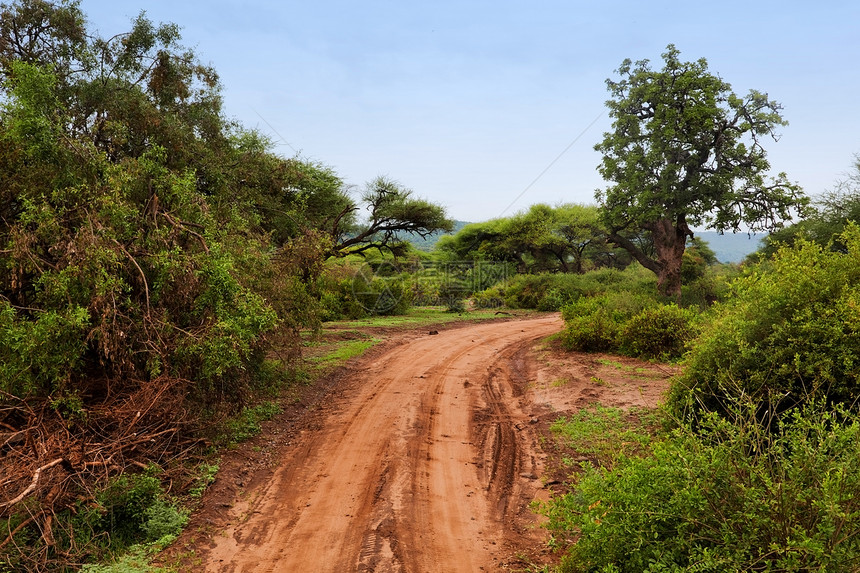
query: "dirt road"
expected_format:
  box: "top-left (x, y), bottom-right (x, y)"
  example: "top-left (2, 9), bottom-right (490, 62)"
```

top-left (201, 315), bottom-right (563, 572)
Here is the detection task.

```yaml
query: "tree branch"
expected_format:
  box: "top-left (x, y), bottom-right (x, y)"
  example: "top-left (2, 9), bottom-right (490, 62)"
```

top-left (0, 458), bottom-right (64, 509)
top-left (606, 231), bottom-right (661, 274)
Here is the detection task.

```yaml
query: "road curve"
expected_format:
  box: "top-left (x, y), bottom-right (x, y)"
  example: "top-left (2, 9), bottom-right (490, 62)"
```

top-left (203, 315), bottom-right (563, 572)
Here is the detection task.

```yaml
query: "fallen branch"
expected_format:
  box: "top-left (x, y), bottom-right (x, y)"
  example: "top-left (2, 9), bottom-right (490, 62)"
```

top-left (0, 459), bottom-right (64, 509)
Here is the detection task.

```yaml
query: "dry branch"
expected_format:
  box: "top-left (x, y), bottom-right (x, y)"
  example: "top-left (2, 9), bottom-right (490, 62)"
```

top-left (0, 459), bottom-right (64, 509)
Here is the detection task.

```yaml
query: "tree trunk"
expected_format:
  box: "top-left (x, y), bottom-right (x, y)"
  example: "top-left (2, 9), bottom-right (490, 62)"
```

top-left (651, 217), bottom-right (691, 298)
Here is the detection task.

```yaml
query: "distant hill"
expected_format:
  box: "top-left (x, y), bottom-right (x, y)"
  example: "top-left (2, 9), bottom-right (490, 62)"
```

top-left (403, 220), bottom-right (469, 252)
top-left (695, 231), bottom-right (764, 263)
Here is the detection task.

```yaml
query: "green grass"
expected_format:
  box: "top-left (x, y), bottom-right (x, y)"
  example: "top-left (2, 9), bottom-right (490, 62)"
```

top-left (596, 357), bottom-right (665, 379)
top-left (550, 406), bottom-right (657, 470)
top-left (307, 338), bottom-right (379, 369)
top-left (217, 401), bottom-right (283, 446)
top-left (323, 306), bottom-right (532, 329)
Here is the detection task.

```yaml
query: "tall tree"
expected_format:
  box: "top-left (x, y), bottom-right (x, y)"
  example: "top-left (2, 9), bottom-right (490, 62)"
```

top-left (595, 45), bottom-right (807, 296)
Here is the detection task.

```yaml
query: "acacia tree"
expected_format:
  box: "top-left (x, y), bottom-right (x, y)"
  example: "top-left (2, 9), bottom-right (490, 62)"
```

top-left (595, 45), bottom-right (807, 296)
top-left (435, 204), bottom-right (616, 273)
top-left (328, 176), bottom-right (452, 257)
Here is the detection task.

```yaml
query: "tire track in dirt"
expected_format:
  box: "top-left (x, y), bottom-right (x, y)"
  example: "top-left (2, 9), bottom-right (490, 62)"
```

top-left (201, 315), bottom-right (562, 572)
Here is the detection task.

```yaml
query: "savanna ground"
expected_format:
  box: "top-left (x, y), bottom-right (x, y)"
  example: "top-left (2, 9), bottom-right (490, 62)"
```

top-left (159, 310), bottom-right (674, 572)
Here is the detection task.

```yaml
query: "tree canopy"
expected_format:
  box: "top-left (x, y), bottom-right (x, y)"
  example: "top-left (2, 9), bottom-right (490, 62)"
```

top-left (595, 44), bottom-right (808, 296)
top-left (757, 154), bottom-right (860, 259)
top-left (436, 204), bottom-right (622, 273)
top-left (328, 176), bottom-right (453, 258)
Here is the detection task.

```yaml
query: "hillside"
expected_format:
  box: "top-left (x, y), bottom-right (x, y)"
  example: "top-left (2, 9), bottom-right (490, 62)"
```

top-left (403, 220), bottom-right (470, 251)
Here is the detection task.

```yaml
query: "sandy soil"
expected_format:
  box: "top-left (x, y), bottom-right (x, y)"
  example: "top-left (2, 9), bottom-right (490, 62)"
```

top-left (173, 314), bottom-right (674, 572)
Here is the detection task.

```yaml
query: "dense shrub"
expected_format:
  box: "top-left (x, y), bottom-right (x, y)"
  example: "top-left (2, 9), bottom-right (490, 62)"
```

top-left (503, 274), bottom-right (564, 309)
top-left (619, 304), bottom-right (698, 361)
top-left (559, 292), bottom-right (655, 355)
top-left (63, 468), bottom-right (187, 558)
top-left (544, 402), bottom-right (860, 572)
top-left (561, 307), bottom-right (620, 352)
top-left (669, 226), bottom-right (860, 419)
top-left (318, 274), bottom-right (414, 319)
top-left (354, 276), bottom-right (413, 316)
top-left (488, 265), bottom-right (657, 311)
top-left (471, 285), bottom-right (506, 309)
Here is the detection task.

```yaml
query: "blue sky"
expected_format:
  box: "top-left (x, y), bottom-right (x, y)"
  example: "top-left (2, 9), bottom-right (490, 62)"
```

top-left (82, 0), bottom-right (860, 223)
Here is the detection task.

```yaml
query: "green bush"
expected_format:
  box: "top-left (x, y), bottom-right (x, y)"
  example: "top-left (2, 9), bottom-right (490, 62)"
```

top-left (559, 292), bottom-right (656, 354)
top-left (544, 402), bottom-right (860, 572)
top-left (471, 285), bottom-right (505, 308)
top-left (140, 498), bottom-right (188, 544)
top-left (355, 276), bottom-right (413, 316)
top-left (468, 265), bottom-right (658, 311)
top-left (679, 263), bottom-right (738, 309)
top-left (503, 274), bottom-right (560, 309)
top-left (561, 299), bottom-right (620, 352)
top-left (317, 277), bottom-right (368, 321)
top-left (619, 304), bottom-right (698, 361)
top-left (318, 265), bottom-right (415, 320)
top-left (537, 287), bottom-right (578, 311)
top-left (669, 225), bottom-right (860, 420)
top-left (65, 468), bottom-right (183, 554)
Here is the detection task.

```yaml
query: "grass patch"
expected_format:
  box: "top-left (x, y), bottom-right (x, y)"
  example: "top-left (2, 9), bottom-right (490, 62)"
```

top-left (596, 357), bottom-right (665, 380)
top-left (323, 306), bottom-right (527, 329)
top-left (550, 406), bottom-right (658, 470)
top-left (307, 338), bottom-right (379, 370)
top-left (218, 401), bottom-right (282, 446)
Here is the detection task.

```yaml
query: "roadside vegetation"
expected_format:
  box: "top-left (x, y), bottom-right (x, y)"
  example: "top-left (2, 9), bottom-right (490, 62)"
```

top-left (2, 3), bottom-right (859, 572)
top-left (532, 49), bottom-right (860, 572)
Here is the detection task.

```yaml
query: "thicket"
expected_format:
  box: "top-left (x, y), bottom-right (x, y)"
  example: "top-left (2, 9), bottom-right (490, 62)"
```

top-left (669, 225), bottom-right (860, 421)
top-left (543, 225), bottom-right (860, 572)
top-left (545, 402), bottom-right (860, 572)
top-left (0, 1), bottom-right (448, 569)
top-left (515, 258), bottom-right (728, 361)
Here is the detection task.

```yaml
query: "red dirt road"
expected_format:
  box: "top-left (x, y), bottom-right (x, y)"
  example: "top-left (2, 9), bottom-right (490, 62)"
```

top-left (202, 315), bottom-right (563, 572)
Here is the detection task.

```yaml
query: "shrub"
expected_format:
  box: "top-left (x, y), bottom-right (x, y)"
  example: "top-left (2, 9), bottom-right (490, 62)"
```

top-left (471, 285), bottom-right (505, 309)
top-left (669, 225), bottom-right (860, 420)
top-left (619, 304), bottom-right (698, 361)
top-left (503, 274), bottom-right (560, 309)
top-left (65, 468), bottom-right (184, 555)
top-left (537, 287), bottom-right (578, 311)
top-left (357, 276), bottom-right (413, 316)
top-left (544, 402), bottom-right (860, 572)
top-left (559, 292), bottom-right (656, 354)
top-left (317, 277), bottom-right (368, 321)
top-left (317, 267), bottom-right (414, 320)
top-left (560, 306), bottom-right (620, 353)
